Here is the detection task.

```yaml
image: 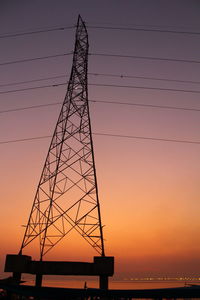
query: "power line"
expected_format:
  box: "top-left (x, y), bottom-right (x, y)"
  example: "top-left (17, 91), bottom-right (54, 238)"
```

top-left (0, 52), bottom-right (72, 67)
top-left (1, 51), bottom-right (200, 67)
top-left (1, 24), bottom-right (199, 39)
top-left (0, 135), bottom-right (51, 144)
top-left (1, 132), bottom-right (200, 145)
top-left (89, 73), bottom-right (200, 85)
top-left (0, 22), bottom-right (198, 40)
top-left (1, 99), bottom-right (200, 115)
top-left (88, 25), bottom-right (200, 36)
top-left (0, 83), bottom-right (66, 94)
top-left (1, 73), bottom-right (200, 89)
top-left (91, 99), bottom-right (200, 113)
top-left (0, 102), bottom-right (61, 114)
top-left (90, 53), bottom-right (200, 65)
top-left (87, 25), bottom-right (200, 35)
top-left (86, 21), bottom-right (200, 31)
top-left (94, 132), bottom-right (200, 145)
top-left (0, 25), bottom-right (74, 39)
top-left (1, 82), bottom-right (200, 95)
top-left (90, 83), bottom-right (200, 94)
top-left (0, 75), bottom-right (67, 88)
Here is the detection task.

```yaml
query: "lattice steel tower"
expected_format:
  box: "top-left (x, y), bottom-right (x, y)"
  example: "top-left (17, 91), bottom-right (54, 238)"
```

top-left (20, 15), bottom-right (105, 260)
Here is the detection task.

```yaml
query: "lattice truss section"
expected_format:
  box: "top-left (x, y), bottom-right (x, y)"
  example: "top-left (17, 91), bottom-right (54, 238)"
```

top-left (20, 16), bottom-right (105, 259)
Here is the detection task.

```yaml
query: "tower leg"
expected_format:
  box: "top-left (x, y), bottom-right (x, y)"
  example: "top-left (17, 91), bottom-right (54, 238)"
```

top-left (35, 274), bottom-right (43, 287)
top-left (99, 275), bottom-right (108, 289)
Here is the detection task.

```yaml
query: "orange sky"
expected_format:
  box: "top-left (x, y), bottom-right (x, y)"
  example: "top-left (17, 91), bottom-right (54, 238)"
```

top-left (1, 1), bottom-right (200, 279)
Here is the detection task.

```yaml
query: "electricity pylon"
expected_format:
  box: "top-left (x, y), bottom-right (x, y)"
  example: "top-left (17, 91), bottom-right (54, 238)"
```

top-left (20, 15), bottom-right (105, 260)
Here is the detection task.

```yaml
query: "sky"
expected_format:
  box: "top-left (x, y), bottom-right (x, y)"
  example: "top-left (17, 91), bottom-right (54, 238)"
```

top-left (1, 0), bottom-right (200, 280)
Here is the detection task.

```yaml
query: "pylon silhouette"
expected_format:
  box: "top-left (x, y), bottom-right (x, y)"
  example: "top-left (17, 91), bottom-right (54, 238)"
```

top-left (20, 15), bottom-right (105, 260)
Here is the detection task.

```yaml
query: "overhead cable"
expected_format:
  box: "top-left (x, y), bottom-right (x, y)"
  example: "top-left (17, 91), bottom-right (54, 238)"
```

top-left (0, 25), bottom-right (74, 39)
top-left (0, 102), bottom-right (61, 114)
top-left (1, 22), bottom-right (199, 39)
top-left (1, 82), bottom-right (200, 95)
top-left (90, 53), bottom-right (200, 65)
top-left (0, 52), bottom-right (72, 66)
top-left (1, 133), bottom-right (200, 145)
top-left (1, 99), bottom-right (200, 115)
top-left (88, 25), bottom-right (200, 36)
top-left (0, 83), bottom-right (66, 94)
top-left (1, 24), bottom-right (199, 39)
top-left (90, 83), bottom-right (200, 94)
top-left (89, 72), bottom-right (200, 85)
top-left (0, 75), bottom-right (67, 88)
top-left (1, 73), bottom-right (200, 89)
top-left (1, 51), bottom-right (200, 67)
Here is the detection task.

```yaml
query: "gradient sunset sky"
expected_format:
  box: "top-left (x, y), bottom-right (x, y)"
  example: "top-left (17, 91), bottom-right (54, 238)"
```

top-left (1, 0), bottom-right (200, 279)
